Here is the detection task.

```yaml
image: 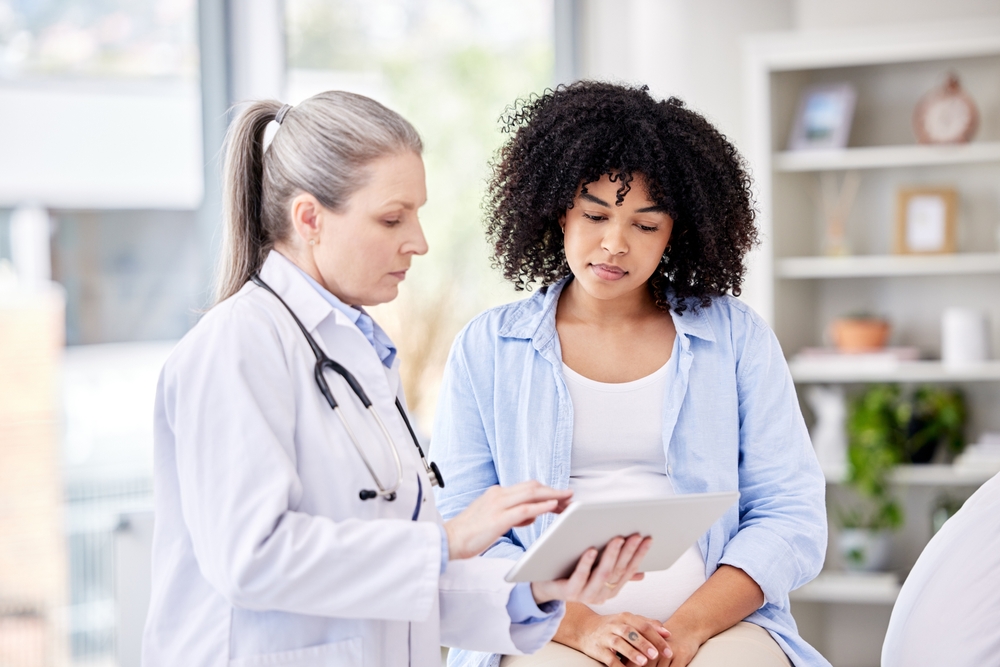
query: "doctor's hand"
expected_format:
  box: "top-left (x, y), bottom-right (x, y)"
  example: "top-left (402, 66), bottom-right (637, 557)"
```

top-left (444, 481), bottom-right (572, 560)
top-left (530, 534), bottom-right (652, 606)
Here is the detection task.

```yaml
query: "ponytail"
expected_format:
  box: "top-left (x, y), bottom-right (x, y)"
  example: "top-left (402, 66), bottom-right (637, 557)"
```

top-left (214, 91), bottom-right (423, 305)
top-left (215, 100), bottom-right (283, 303)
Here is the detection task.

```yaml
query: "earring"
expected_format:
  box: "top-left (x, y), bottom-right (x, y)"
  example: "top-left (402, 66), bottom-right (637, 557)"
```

top-left (309, 239), bottom-right (316, 246)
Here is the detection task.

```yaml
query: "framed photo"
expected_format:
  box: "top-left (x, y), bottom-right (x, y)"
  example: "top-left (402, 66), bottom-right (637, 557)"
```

top-left (895, 187), bottom-right (958, 254)
top-left (787, 83), bottom-right (857, 151)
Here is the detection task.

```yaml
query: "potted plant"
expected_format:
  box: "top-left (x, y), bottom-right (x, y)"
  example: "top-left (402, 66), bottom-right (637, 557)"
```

top-left (840, 384), bottom-right (904, 571)
top-left (839, 384), bottom-right (968, 571)
top-left (900, 386), bottom-right (967, 463)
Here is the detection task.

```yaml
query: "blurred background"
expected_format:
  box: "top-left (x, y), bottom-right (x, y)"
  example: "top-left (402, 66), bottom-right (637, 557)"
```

top-left (1, 1), bottom-right (999, 666)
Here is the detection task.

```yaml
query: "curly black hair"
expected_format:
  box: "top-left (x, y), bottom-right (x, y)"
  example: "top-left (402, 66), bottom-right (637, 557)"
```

top-left (486, 81), bottom-right (758, 313)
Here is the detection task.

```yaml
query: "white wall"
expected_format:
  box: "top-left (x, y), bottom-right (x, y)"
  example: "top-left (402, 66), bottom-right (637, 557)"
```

top-left (795, 0), bottom-right (1000, 31)
top-left (578, 0), bottom-right (794, 149)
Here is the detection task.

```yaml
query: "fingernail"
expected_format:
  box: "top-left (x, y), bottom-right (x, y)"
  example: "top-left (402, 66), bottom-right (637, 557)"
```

top-left (636, 656), bottom-right (647, 665)
top-left (648, 648), bottom-right (658, 659)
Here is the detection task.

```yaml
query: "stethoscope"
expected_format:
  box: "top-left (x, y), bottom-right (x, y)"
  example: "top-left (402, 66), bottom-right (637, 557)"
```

top-left (251, 274), bottom-right (445, 505)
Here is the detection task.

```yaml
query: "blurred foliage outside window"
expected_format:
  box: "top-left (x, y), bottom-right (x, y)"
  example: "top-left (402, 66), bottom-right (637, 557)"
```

top-left (0, 0), bottom-right (197, 81)
top-left (286, 0), bottom-right (555, 426)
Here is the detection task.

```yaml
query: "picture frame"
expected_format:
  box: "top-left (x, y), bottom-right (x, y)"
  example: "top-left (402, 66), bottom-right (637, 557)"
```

top-left (894, 187), bottom-right (958, 255)
top-left (787, 83), bottom-right (857, 151)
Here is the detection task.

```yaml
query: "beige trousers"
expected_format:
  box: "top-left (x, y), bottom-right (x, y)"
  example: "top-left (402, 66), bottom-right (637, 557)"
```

top-left (500, 622), bottom-right (791, 667)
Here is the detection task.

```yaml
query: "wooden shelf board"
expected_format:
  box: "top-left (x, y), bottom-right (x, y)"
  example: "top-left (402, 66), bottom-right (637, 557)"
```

top-left (789, 360), bottom-right (1000, 383)
top-left (776, 253), bottom-right (1000, 279)
top-left (790, 572), bottom-right (900, 604)
top-left (773, 142), bottom-right (1000, 172)
top-left (824, 464), bottom-right (999, 486)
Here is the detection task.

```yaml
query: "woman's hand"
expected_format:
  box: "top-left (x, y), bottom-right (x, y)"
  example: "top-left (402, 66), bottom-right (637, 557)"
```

top-left (443, 481), bottom-right (572, 560)
top-left (554, 603), bottom-right (671, 667)
top-left (531, 534), bottom-right (652, 606)
top-left (654, 618), bottom-right (703, 667)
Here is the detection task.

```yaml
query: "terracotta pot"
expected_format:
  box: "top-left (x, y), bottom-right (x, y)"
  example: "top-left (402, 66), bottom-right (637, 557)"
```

top-left (831, 318), bottom-right (890, 353)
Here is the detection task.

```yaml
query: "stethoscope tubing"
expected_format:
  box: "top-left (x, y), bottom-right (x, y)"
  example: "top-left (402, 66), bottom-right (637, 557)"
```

top-left (250, 273), bottom-right (443, 502)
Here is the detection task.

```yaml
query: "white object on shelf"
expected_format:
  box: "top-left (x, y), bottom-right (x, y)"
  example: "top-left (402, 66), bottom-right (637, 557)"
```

top-left (839, 529), bottom-right (891, 572)
top-left (776, 253), bottom-right (1000, 279)
top-left (789, 359), bottom-right (1000, 383)
top-left (805, 385), bottom-right (848, 475)
top-left (773, 141), bottom-right (1000, 172)
top-left (790, 572), bottom-right (900, 605)
top-left (942, 308), bottom-right (991, 366)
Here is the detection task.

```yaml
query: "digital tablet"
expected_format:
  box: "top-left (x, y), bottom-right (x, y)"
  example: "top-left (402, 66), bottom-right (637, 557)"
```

top-left (504, 492), bottom-right (739, 583)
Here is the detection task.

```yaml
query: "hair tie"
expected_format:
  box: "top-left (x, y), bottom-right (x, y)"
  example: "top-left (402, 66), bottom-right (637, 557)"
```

top-left (275, 104), bottom-right (292, 125)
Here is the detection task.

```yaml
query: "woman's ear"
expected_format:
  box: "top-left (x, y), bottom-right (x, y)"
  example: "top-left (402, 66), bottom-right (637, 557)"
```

top-left (289, 193), bottom-right (324, 245)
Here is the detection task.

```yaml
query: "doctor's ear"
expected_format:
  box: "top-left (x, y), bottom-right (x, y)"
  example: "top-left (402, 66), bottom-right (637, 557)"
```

top-left (289, 193), bottom-right (325, 245)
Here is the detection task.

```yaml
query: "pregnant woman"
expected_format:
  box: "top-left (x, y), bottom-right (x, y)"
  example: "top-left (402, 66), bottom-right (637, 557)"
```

top-left (432, 82), bottom-right (828, 667)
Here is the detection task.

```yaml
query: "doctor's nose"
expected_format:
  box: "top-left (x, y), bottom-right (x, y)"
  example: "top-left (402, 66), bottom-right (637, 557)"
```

top-left (404, 220), bottom-right (429, 256)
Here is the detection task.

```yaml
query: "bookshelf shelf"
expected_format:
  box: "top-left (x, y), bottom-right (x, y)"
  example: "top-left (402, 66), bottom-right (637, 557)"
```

top-left (773, 142), bottom-right (1000, 172)
top-left (776, 253), bottom-right (1000, 279)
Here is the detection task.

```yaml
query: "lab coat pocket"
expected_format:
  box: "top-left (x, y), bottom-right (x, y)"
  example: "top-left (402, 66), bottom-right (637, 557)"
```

top-left (229, 637), bottom-right (362, 666)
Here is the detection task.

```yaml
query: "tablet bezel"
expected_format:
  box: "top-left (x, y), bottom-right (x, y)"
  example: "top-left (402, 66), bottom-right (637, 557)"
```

top-left (503, 491), bottom-right (739, 583)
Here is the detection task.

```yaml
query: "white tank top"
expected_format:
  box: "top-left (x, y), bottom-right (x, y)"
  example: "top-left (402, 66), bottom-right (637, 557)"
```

top-left (562, 356), bottom-right (707, 622)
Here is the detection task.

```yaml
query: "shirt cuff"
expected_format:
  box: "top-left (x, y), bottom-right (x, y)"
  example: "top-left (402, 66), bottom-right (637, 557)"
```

top-left (506, 582), bottom-right (563, 625)
top-left (438, 524), bottom-right (449, 574)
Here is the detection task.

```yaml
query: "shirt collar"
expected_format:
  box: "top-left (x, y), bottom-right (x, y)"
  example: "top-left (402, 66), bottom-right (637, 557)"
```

top-left (259, 251), bottom-right (397, 368)
top-left (497, 275), bottom-right (717, 345)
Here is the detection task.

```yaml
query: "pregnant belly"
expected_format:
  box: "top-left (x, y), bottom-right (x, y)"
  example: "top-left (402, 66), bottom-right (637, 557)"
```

top-left (586, 544), bottom-right (707, 622)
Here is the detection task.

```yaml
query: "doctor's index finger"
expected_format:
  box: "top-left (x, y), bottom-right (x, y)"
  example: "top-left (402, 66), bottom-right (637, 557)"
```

top-left (492, 480), bottom-right (573, 508)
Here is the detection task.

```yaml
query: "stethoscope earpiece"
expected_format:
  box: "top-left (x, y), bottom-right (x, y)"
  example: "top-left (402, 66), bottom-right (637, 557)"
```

top-left (359, 489), bottom-right (378, 501)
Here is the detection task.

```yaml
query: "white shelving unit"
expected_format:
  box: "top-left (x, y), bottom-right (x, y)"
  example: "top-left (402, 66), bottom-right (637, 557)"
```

top-left (777, 252), bottom-right (1000, 279)
top-left (773, 141), bottom-right (1000, 172)
top-left (789, 359), bottom-right (1000, 383)
top-left (790, 572), bottom-right (901, 605)
top-left (823, 463), bottom-right (999, 486)
top-left (745, 20), bottom-right (1000, 667)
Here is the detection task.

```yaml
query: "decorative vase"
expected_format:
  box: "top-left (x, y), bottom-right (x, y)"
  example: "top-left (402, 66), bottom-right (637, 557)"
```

top-left (831, 318), bottom-right (891, 353)
top-left (839, 528), bottom-right (892, 571)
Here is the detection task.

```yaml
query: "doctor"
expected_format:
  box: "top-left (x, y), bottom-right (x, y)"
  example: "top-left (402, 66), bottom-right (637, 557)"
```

top-left (142, 90), bottom-right (651, 667)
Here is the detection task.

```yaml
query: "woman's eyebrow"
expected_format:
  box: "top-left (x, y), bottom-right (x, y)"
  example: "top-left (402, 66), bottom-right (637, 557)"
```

top-left (636, 204), bottom-right (668, 213)
top-left (580, 192), bottom-right (610, 207)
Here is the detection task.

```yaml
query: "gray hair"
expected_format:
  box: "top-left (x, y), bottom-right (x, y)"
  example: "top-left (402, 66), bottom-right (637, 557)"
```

top-left (215, 91), bottom-right (423, 303)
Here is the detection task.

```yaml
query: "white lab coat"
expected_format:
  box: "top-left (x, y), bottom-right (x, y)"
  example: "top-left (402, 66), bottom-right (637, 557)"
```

top-left (142, 251), bottom-right (562, 667)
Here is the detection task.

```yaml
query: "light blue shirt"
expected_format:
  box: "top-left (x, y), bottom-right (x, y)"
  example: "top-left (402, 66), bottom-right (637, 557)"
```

top-left (294, 263), bottom-right (556, 626)
top-left (292, 265), bottom-right (397, 368)
top-left (432, 277), bottom-right (830, 667)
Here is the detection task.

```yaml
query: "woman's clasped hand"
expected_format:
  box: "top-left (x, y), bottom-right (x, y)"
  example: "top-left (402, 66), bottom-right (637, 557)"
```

top-left (560, 609), bottom-right (672, 667)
